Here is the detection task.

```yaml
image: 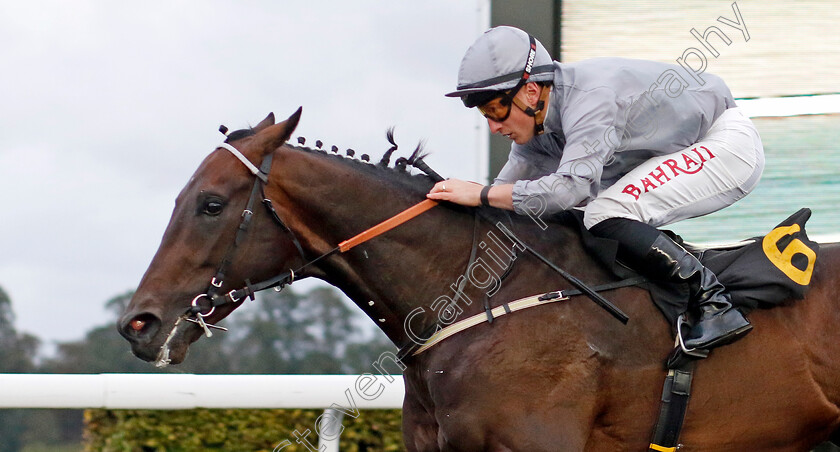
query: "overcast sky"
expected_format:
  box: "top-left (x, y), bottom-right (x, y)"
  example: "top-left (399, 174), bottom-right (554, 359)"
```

top-left (0, 1), bottom-right (490, 345)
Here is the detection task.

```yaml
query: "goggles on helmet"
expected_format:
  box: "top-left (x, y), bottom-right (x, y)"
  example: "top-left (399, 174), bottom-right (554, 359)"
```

top-left (477, 95), bottom-right (514, 122)
top-left (477, 89), bottom-right (546, 124)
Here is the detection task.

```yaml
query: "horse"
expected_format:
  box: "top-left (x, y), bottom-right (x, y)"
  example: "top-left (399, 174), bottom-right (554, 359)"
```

top-left (119, 109), bottom-right (840, 451)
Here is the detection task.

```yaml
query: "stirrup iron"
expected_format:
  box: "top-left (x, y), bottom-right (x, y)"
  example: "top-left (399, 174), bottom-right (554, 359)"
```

top-left (666, 314), bottom-right (709, 369)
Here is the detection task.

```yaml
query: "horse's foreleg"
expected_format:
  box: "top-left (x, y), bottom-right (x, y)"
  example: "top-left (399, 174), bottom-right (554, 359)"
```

top-left (403, 394), bottom-right (441, 452)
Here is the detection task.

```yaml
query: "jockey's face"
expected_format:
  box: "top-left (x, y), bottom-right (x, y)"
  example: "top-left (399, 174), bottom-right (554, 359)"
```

top-left (484, 82), bottom-right (541, 145)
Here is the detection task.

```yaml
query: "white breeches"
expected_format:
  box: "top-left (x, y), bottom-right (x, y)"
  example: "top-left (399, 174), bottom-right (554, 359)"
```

top-left (583, 107), bottom-right (765, 229)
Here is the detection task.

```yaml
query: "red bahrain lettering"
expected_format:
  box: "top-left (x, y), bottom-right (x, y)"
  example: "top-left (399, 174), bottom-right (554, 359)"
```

top-left (622, 146), bottom-right (715, 201)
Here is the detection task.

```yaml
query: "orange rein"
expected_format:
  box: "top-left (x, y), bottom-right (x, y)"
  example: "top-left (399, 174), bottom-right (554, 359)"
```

top-left (338, 199), bottom-right (438, 253)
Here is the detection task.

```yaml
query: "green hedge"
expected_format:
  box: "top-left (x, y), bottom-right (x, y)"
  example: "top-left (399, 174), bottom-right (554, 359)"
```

top-left (84, 409), bottom-right (404, 452)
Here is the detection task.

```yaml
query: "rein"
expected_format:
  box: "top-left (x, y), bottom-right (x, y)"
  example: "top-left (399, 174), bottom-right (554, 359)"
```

top-left (184, 140), bottom-right (632, 350)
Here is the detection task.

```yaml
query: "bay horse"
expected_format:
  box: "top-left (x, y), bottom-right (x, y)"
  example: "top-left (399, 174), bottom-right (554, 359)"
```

top-left (119, 109), bottom-right (840, 451)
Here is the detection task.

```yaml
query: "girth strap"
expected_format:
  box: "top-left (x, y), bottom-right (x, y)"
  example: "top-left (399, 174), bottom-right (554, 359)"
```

top-left (649, 360), bottom-right (696, 451)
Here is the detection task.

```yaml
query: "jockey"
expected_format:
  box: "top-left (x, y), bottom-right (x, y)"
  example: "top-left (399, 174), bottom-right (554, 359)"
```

top-left (428, 26), bottom-right (765, 353)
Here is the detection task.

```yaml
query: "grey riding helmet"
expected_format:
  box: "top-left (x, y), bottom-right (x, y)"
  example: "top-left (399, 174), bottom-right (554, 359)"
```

top-left (445, 26), bottom-right (555, 108)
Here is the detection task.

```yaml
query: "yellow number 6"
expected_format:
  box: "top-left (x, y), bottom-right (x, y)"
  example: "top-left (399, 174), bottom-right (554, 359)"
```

top-left (762, 225), bottom-right (816, 285)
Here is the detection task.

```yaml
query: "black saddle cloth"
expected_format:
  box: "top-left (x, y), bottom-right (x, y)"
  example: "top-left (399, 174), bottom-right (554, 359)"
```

top-left (565, 208), bottom-right (820, 325)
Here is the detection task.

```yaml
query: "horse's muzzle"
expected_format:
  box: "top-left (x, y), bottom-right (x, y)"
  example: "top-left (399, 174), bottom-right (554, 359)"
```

top-left (118, 311), bottom-right (162, 360)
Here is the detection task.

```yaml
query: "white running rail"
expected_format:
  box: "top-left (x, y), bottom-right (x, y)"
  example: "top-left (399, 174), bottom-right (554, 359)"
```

top-left (0, 374), bottom-right (404, 409)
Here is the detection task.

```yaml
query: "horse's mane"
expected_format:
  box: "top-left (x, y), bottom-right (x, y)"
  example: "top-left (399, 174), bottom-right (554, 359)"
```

top-left (225, 125), bottom-right (436, 194)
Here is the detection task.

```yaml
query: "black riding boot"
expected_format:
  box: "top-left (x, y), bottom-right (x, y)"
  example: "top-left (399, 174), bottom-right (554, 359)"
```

top-left (589, 218), bottom-right (752, 351)
top-left (643, 234), bottom-right (753, 350)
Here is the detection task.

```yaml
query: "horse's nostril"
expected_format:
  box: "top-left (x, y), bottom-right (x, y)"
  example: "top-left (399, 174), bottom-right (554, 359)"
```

top-left (130, 319), bottom-right (146, 332)
top-left (120, 312), bottom-right (161, 342)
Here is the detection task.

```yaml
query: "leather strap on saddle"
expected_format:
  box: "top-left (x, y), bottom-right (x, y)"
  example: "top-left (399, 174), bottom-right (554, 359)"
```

top-left (649, 360), bottom-right (696, 451)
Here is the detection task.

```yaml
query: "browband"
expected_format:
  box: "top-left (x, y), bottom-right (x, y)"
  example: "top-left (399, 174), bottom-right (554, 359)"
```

top-left (218, 142), bottom-right (267, 183)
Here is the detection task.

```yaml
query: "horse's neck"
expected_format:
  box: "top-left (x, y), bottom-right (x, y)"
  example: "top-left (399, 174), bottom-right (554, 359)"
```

top-left (270, 148), bottom-right (478, 343)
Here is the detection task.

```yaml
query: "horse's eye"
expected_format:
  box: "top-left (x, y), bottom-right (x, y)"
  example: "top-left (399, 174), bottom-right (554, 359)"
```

top-left (203, 200), bottom-right (224, 216)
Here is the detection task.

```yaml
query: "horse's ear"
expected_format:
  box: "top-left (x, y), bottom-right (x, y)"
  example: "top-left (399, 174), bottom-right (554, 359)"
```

top-left (255, 107), bottom-right (302, 157)
top-left (253, 112), bottom-right (276, 132)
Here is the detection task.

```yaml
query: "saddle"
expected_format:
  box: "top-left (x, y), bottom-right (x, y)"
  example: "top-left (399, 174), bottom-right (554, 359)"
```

top-left (569, 207), bottom-right (820, 327)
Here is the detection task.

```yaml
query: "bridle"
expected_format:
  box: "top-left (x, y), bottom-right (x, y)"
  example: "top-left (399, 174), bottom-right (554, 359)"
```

top-left (183, 140), bottom-right (308, 336)
top-left (182, 138), bottom-right (441, 338)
